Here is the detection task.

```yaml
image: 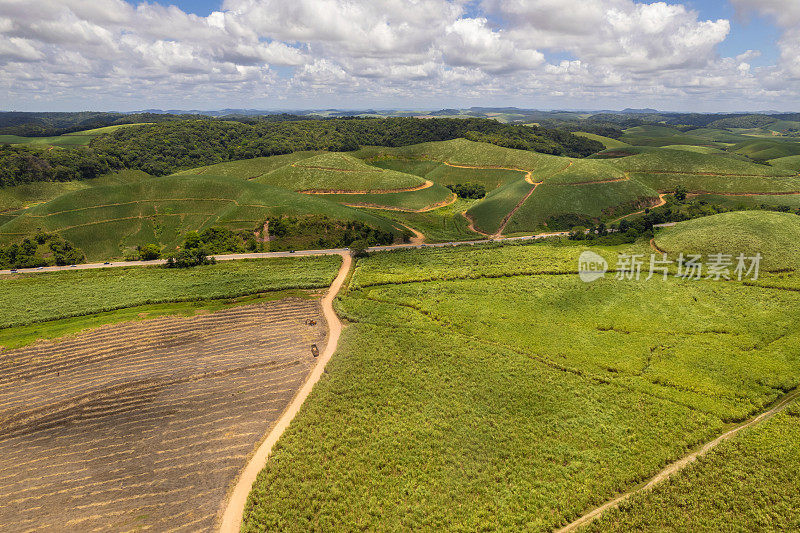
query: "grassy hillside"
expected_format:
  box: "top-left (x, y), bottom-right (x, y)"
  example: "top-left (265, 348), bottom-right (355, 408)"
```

top-left (620, 125), bottom-right (715, 147)
top-left (660, 144), bottom-right (727, 154)
top-left (610, 148), bottom-right (800, 193)
top-left (0, 174), bottom-right (402, 260)
top-left (257, 153), bottom-right (425, 192)
top-left (320, 183), bottom-right (454, 212)
top-left (0, 123), bottom-right (153, 148)
top-left (172, 152), bottom-right (320, 180)
top-left (506, 179), bottom-right (658, 232)
top-left (361, 199), bottom-right (478, 242)
top-left (465, 178), bottom-right (535, 234)
top-left (730, 140), bottom-right (800, 160)
top-left (770, 155), bottom-right (800, 172)
top-left (654, 211), bottom-right (800, 271)
top-left (574, 132), bottom-right (630, 149)
top-left (0, 170), bottom-right (153, 218)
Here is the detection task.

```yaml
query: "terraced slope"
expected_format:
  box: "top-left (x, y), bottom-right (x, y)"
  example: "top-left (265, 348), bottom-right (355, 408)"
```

top-left (0, 175), bottom-right (401, 260)
top-left (610, 148), bottom-right (800, 194)
top-left (0, 299), bottom-right (327, 532)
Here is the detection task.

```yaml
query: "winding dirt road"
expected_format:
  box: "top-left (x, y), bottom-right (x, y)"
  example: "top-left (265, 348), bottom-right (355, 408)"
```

top-left (557, 388), bottom-right (800, 532)
top-left (217, 252), bottom-right (352, 533)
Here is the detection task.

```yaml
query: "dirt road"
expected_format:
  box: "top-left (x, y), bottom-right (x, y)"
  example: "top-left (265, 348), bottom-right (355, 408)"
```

top-left (556, 388), bottom-right (800, 532)
top-left (217, 253), bottom-right (352, 533)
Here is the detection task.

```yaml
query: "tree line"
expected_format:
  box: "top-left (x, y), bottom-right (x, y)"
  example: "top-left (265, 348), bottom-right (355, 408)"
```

top-left (0, 117), bottom-right (604, 186)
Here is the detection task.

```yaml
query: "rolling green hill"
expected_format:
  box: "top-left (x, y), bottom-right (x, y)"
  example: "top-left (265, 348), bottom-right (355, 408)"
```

top-left (770, 155), bottom-right (800, 172)
top-left (256, 153), bottom-right (426, 192)
top-left (729, 140), bottom-right (800, 161)
top-left (505, 179), bottom-right (658, 232)
top-left (574, 132), bottom-right (630, 149)
top-left (173, 152), bottom-right (321, 180)
top-left (0, 174), bottom-right (403, 260)
top-left (654, 211), bottom-right (800, 271)
top-left (0, 123), bottom-right (154, 149)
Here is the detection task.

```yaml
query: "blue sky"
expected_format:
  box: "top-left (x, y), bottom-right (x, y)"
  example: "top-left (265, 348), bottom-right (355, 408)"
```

top-left (2, 0), bottom-right (799, 112)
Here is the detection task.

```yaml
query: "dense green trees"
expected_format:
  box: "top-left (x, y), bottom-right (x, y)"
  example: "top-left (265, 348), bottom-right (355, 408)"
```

top-left (447, 183), bottom-right (486, 199)
top-left (1, 117), bottom-right (603, 185)
top-left (0, 232), bottom-right (84, 269)
top-left (0, 146), bottom-right (120, 186)
top-left (90, 118), bottom-right (604, 176)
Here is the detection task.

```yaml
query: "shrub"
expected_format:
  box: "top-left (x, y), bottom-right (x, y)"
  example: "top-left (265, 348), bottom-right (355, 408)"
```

top-left (137, 244), bottom-right (161, 261)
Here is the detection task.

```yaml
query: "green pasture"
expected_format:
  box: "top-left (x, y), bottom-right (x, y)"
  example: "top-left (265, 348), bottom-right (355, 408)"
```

top-left (173, 152), bottom-right (320, 180)
top-left (505, 179), bottom-right (658, 232)
top-left (243, 240), bottom-right (800, 530)
top-left (574, 132), bottom-right (630, 150)
top-left (589, 408), bottom-right (800, 531)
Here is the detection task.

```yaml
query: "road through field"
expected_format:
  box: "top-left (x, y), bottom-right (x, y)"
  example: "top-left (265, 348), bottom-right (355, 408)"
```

top-left (557, 387), bottom-right (800, 532)
top-left (217, 252), bottom-right (352, 533)
top-left (0, 233), bottom-right (570, 276)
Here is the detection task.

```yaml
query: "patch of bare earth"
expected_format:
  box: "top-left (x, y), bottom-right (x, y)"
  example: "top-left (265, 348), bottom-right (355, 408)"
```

top-left (0, 299), bottom-right (326, 532)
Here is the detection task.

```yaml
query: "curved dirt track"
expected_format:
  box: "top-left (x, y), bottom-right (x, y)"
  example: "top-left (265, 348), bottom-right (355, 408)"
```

top-left (557, 388), bottom-right (800, 533)
top-left (342, 191), bottom-right (457, 213)
top-left (299, 180), bottom-right (434, 195)
top-left (218, 253), bottom-right (352, 533)
top-left (442, 161), bottom-right (537, 184)
top-left (0, 299), bottom-right (327, 532)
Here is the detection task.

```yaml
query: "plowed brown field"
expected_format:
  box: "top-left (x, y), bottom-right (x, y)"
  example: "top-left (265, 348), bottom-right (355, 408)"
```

top-left (0, 298), bottom-right (326, 532)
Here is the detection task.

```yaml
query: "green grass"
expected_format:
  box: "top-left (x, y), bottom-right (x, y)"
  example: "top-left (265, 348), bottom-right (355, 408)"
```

top-left (0, 289), bottom-right (316, 350)
top-left (258, 153), bottom-right (425, 192)
top-left (465, 177), bottom-right (535, 234)
top-left (589, 408), bottom-right (800, 531)
top-left (321, 183), bottom-right (453, 211)
top-left (172, 152), bottom-right (321, 180)
top-left (0, 134), bottom-right (93, 147)
top-left (541, 159), bottom-right (626, 185)
top-left (64, 123), bottom-right (155, 136)
top-left (0, 255), bottom-right (341, 329)
top-left (769, 155), bottom-right (800, 172)
top-left (505, 179), bottom-right (658, 232)
top-left (0, 124), bottom-right (153, 148)
top-left (0, 174), bottom-right (402, 260)
top-left (243, 241), bottom-right (800, 530)
top-left (0, 170), bottom-right (154, 220)
top-left (730, 139), bottom-right (800, 160)
top-left (654, 211), bottom-right (800, 271)
top-left (574, 132), bottom-right (630, 150)
top-left (620, 126), bottom-right (716, 147)
top-left (660, 144), bottom-right (727, 154)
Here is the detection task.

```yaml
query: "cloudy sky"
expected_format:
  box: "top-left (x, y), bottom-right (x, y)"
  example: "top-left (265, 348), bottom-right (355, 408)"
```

top-left (1, 0), bottom-right (799, 112)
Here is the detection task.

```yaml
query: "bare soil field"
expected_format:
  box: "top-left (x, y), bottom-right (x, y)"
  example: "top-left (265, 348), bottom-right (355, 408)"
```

top-left (0, 298), bottom-right (327, 532)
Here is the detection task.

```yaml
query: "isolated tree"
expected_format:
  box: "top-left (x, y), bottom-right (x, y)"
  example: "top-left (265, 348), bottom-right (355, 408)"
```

top-left (349, 239), bottom-right (370, 258)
